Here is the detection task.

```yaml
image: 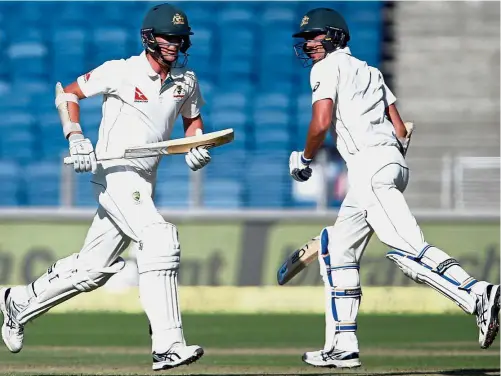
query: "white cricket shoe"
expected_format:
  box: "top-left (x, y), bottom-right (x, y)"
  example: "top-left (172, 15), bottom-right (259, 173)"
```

top-left (302, 349), bottom-right (361, 368)
top-left (152, 344), bottom-right (204, 371)
top-left (0, 287), bottom-right (26, 353)
top-left (476, 284), bottom-right (500, 349)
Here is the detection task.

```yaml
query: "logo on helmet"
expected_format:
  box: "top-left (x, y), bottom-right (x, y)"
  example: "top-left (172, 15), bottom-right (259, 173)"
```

top-left (172, 13), bottom-right (185, 25)
top-left (300, 15), bottom-right (309, 27)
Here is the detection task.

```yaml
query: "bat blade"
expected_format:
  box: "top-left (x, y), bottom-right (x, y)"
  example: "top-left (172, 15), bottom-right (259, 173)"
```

top-left (63, 128), bottom-right (234, 164)
top-left (277, 236), bottom-right (320, 285)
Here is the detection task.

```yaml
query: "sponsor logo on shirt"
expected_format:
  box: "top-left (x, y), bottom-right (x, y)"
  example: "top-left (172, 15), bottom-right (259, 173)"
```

top-left (134, 87), bottom-right (148, 102)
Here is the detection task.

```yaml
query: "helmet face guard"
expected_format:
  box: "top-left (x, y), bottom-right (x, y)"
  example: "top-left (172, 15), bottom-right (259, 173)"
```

top-left (141, 27), bottom-right (191, 68)
top-left (293, 27), bottom-right (349, 67)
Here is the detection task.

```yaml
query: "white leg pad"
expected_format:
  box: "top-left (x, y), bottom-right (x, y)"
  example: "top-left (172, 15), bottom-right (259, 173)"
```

top-left (17, 254), bottom-right (125, 325)
top-left (136, 223), bottom-right (180, 273)
top-left (136, 222), bottom-right (185, 353)
top-left (386, 245), bottom-right (478, 314)
top-left (319, 228), bottom-right (361, 353)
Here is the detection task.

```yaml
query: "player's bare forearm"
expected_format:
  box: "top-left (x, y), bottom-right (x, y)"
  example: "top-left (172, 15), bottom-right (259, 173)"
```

top-left (386, 103), bottom-right (407, 139)
top-left (63, 81), bottom-right (86, 139)
top-left (303, 99), bottom-right (333, 160)
top-left (183, 114), bottom-right (203, 137)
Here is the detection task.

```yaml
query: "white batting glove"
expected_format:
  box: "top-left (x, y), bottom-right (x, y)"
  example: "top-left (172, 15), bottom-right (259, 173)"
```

top-left (185, 129), bottom-right (211, 171)
top-left (289, 151), bottom-right (313, 182)
top-left (398, 121), bottom-right (414, 157)
top-left (68, 133), bottom-right (97, 174)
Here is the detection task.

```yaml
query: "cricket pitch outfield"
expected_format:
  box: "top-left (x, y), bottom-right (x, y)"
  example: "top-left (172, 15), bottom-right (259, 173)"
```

top-left (0, 313), bottom-right (498, 376)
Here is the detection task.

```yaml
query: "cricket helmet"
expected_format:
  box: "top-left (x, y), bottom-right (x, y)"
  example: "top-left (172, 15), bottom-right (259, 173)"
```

top-left (293, 8), bottom-right (350, 66)
top-left (141, 3), bottom-right (193, 67)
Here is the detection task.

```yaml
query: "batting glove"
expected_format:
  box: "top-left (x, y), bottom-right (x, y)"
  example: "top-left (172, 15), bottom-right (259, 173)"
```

top-left (398, 121), bottom-right (414, 158)
top-left (289, 151), bottom-right (313, 182)
top-left (185, 129), bottom-right (211, 171)
top-left (68, 133), bottom-right (97, 174)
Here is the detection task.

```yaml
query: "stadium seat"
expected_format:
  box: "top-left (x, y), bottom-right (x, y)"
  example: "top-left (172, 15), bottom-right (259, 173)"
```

top-left (74, 173), bottom-right (95, 207)
top-left (7, 42), bottom-right (48, 78)
top-left (91, 27), bottom-right (130, 66)
top-left (155, 179), bottom-right (190, 208)
top-left (0, 1), bottom-right (385, 208)
top-left (204, 179), bottom-right (242, 208)
top-left (24, 161), bottom-right (61, 206)
top-left (0, 160), bottom-right (21, 206)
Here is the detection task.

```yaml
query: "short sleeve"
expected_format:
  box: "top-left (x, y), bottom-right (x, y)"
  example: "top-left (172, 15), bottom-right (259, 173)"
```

top-left (383, 83), bottom-right (397, 107)
top-left (181, 77), bottom-right (205, 119)
top-left (310, 60), bottom-right (339, 104)
top-left (77, 60), bottom-right (124, 98)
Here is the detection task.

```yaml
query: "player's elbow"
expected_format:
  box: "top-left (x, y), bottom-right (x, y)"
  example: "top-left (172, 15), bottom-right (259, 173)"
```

top-left (64, 81), bottom-right (86, 99)
top-left (312, 117), bottom-right (331, 133)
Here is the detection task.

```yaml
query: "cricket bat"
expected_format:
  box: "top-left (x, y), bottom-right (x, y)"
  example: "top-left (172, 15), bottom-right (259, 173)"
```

top-left (277, 236), bottom-right (320, 285)
top-left (63, 128), bottom-right (234, 164)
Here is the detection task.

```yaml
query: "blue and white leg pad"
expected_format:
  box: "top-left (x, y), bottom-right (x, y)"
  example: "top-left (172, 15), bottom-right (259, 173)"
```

top-left (320, 228), bottom-right (361, 334)
top-left (386, 244), bottom-right (477, 314)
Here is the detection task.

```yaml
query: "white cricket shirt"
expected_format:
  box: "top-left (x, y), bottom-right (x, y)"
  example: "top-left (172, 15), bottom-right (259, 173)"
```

top-left (310, 47), bottom-right (398, 164)
top-left (77, 51), bottom-right (205, 173)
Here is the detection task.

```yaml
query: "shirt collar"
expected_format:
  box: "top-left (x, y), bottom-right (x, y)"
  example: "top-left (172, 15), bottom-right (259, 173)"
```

top-left (140, 51), bottom-right (160, 78)
top-left (331, 46), bottom-right (351, 56)
top-left (140, 51), bottom-right (184, 81)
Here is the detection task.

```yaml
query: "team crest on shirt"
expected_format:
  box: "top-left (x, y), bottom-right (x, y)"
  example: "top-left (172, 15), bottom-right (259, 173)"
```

top-left (300, 15), bottom-right (309, 27)
top-left (132, 191), bottom-right (141, 204)
top-left (172, 13), bottom-right (185, 25)
top-left (173, 84), bottom-right (185, 98)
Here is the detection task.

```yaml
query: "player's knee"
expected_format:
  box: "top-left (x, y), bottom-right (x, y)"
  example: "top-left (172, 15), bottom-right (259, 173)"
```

top-left (318, 227), bottom-right (357, 274)
top-left (136, 222), bottom-right (180, 274)
top-left (52, 253), bottom-right (126, 292)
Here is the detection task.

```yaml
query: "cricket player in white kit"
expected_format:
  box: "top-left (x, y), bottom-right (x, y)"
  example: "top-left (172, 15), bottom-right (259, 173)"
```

top-left (0, 3), bottom-right (210, 371)
top-left (288, 8), bottom-right (500, 368)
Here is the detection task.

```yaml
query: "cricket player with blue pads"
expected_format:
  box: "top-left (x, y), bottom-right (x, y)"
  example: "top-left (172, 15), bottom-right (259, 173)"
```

top-left (287, 7), bottom-right (500, 369)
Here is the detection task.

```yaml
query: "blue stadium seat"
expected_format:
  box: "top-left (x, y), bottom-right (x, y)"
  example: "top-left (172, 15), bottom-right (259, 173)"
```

top-left (212, 92), bottom-right (248, 111)
top-left (0, 160), bottom-right (21, 206)
top-left (220, 29), bottom-right (254, 58)
top-left (244, 157), bottom-right (290, 208)
top-left (74, 173), bottom-right (95, 207)
top-left (0, 112), bottom-right (35, 131)
top-left (0, 1), bottom-right (384, 208)
top-left (204, 179), bottom-right (242, 208)
top-left (155, 179), bottom-right (190, 208)
top-left (254, 92), bottom-right (290, 112)
top-left (11, 78), bottom-right (50, 97)
top-left (7, 42), bottom-right (48, 78)
top-left (38, 120), bottom-right (66, 160)
top-left (24, 162), bottom-right (61, 206)
top-left (91, 27), bottom-right (130, 66)
top-left (1, 131), bottom-right (35, 163)
top-left (262, 5), bottom-right (297, 26)
top-left (189, 25), bottom-right (215, 59)
top-left (51, 25), bottom-right (88, 79)
top-left (344, 1), bottom-right (382, 24)
top-left (254, 110), bottom-right (290, 129)
top-left (218, 58), bottom-right (254, 81)
top-left (219, 7), bottom-right (255, 24)
top-left (0, 91), bottom-right (31, 111)
top-left (58, 2), bottom-right (100, 24)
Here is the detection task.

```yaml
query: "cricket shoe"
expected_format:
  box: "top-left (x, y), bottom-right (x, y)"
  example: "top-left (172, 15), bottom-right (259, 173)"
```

top-left (0, 287), bottom-right (26, 353)
top-left (152, 344), bottom-right (204, 371)
top-left (302, 348), bottom-right (361, 368)
top-left (476, 284), bottom-right (500, 349)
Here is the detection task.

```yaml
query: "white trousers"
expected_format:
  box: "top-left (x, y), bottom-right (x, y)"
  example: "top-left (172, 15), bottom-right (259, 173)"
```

top-left (318, 146), bottom-right (479, 352)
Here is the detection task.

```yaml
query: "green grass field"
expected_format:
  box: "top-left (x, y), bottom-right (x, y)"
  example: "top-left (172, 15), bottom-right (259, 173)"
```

top-left (0, 313), bottom-right (498, 376)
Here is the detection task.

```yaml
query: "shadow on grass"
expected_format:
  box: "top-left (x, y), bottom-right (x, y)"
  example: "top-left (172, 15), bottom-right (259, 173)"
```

top-left (26, 368), bottom-right (501, 376)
